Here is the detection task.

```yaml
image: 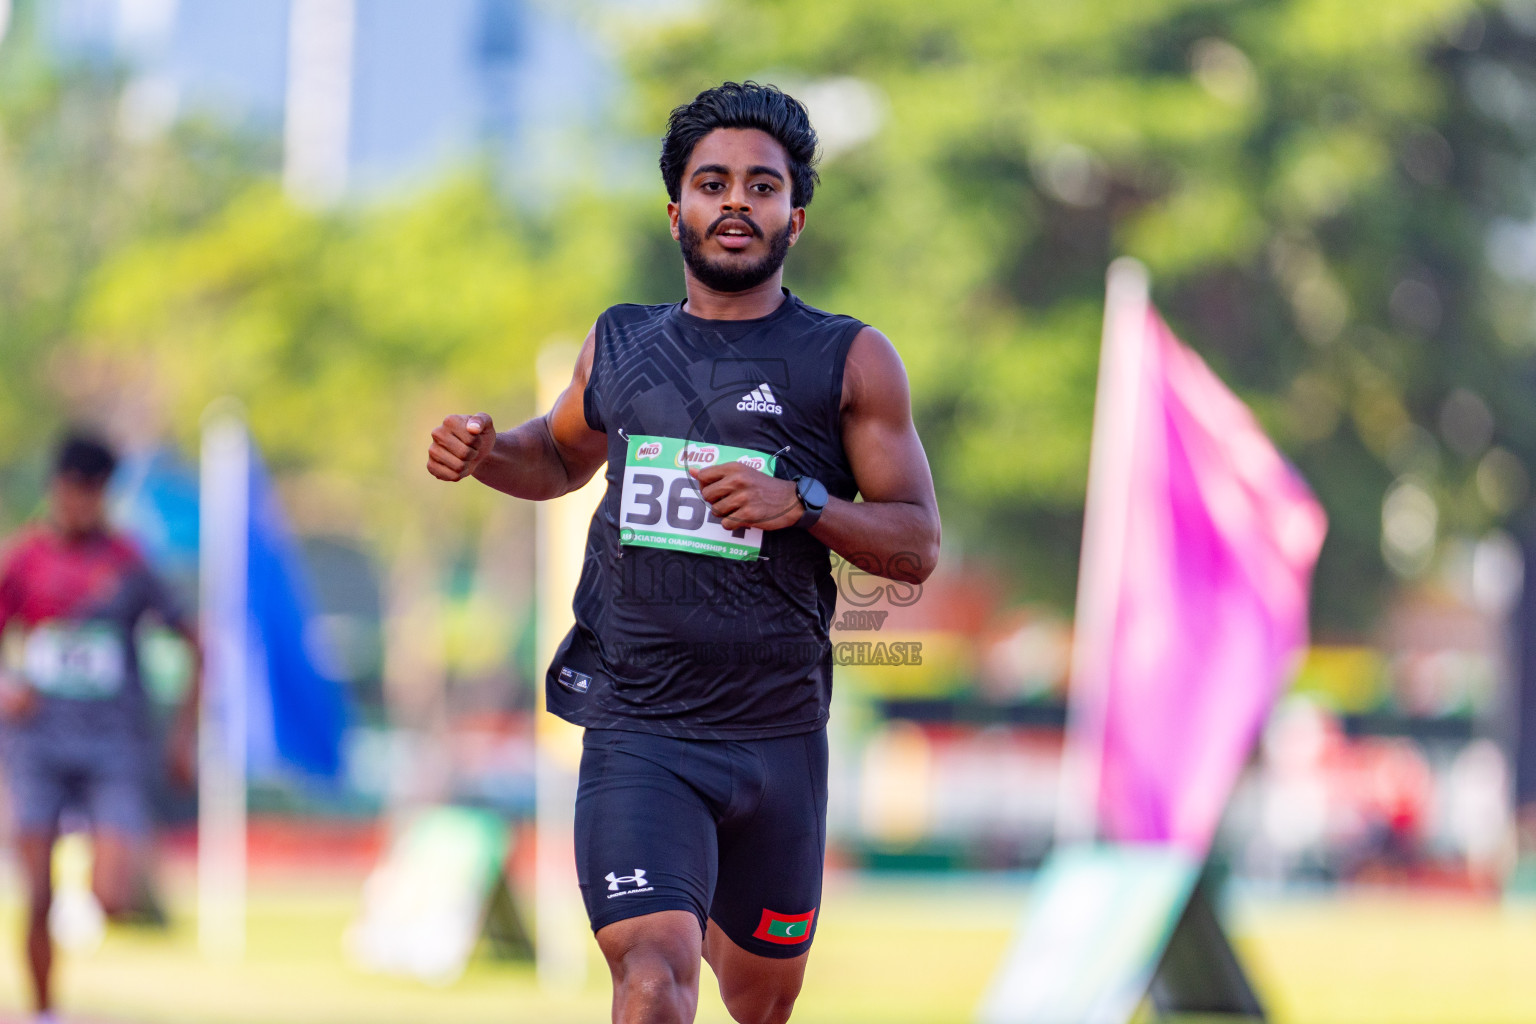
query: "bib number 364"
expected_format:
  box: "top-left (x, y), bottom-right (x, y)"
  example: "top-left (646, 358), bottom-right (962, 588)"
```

top-left (619, 435), bottom-right (778, 561)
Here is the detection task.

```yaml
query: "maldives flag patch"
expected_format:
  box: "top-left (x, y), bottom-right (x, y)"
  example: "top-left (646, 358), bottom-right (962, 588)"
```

top-left (753, 908), bottom-right (816, 944)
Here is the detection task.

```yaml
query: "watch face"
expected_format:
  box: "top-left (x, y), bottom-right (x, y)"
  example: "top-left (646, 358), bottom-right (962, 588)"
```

top-left (799, 476), bottom-right (828, 511)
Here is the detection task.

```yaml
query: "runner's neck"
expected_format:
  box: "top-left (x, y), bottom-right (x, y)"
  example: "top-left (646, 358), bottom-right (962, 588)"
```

top-left (681, 271), bottom-right (788, 321)
top-left (47, 520), bottom-right (109, 546)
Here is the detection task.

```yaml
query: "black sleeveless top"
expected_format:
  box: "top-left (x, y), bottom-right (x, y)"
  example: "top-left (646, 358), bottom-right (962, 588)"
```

top-left (545, 290), bottom-right (864, 739)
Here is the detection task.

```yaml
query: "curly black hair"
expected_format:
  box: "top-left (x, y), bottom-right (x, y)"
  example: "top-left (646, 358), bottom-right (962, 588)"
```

top-left (54, 430), bottom-right (118, 483)
top-left (660, 81), bottom-right (820, 209)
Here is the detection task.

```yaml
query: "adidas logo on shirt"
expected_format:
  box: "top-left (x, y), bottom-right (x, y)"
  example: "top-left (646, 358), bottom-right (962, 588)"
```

top-left (736, 383), bottom-right (783, 415)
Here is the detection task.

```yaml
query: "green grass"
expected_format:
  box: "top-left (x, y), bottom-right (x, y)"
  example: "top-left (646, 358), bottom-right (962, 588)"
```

top-left (1234, 891), bottom-right (1536, 1024)
top-left (1, 872), bottom-right (1535, 1023)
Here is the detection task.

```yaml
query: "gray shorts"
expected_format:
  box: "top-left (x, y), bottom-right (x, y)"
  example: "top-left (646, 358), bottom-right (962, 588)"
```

top-left (3, 738), bottom-right (152, 837)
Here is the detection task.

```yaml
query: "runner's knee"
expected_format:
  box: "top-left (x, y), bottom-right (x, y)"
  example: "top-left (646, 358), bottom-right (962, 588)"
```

top-left (92, 877), bottom-right (130, 917)
top-left (705, 923), bottom-right (806, 1024)
top-left (720, 985), bottom-right (799, 1024)
top-left (25, 880), bottom-right (52, 925)
top-left (91, 831), bottom-right (138, 916)
top-left (19, 840), bottom-right (54, 914)
top-left (600, 918), bottom-right (701, 1023)
top-left (625, 963), bottom-right (688, 1012)
top-left (612, 944), bottom-right (698, 1022)
top-left (24, 867), bottom-right (51, 907)
top-left (612, 939), bottom-right (697, 987)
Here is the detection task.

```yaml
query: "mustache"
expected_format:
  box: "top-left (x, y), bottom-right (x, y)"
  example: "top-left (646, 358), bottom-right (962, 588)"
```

top-left (707, 213), bottom-right (764, 238)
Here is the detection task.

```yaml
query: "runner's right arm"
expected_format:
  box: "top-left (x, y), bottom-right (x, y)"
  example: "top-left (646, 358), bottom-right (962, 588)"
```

top-left (0, 542), bottom-right (14, 635)
top-left (427, 326), bottom-right (608, 499)
top-left (0, 539), bottom-right (36, 721)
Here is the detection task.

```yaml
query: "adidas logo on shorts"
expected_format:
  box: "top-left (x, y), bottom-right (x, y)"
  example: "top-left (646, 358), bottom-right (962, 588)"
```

top-left (736, 383), bottom-right (783, 415)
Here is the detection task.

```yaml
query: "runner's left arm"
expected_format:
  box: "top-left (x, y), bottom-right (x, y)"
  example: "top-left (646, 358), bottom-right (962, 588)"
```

top-left (166, 618), bottom-right (202, 786)
top-left (691, 327), bottom-right (940, 584)
top-left (145, 566), bottom-right (203, 787)
top-left (811, 326), bottom-right (940, 583)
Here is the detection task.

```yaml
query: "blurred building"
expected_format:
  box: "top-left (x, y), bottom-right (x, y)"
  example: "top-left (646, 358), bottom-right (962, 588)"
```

top-left (37, 0), bottom-right (633, 201)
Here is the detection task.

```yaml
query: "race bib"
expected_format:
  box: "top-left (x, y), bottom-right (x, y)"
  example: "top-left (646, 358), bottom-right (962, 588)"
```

top-left (619, 435), bottom-right (778, 561)
top-left (22, 622), bottom-right (127, 700)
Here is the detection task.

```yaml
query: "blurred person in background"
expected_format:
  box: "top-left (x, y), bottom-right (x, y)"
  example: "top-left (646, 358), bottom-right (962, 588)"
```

top-left (0, 431), bottom-right (199, 1024)
top-left (428, 81), bottom-right (941, 1024)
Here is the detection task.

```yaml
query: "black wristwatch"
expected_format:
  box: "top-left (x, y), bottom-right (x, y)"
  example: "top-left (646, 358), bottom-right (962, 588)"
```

top-left (793, 475), bottom-right (828, 529)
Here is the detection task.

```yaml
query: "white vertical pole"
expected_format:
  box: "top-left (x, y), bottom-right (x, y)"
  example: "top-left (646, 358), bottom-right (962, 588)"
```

top-left (1055, 258), bottom-right (1152, 845)
top-left (534, 343), bottom-right (602, 990)
top-left (283, 0), bottom-right (355, 206)
top-left (199, 404), bottom-right (250, 959)
top-left (113, 0), bottom-right (180, 54)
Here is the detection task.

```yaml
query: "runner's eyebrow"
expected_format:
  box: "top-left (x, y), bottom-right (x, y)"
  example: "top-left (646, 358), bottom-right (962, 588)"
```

top-left (690, 164), bottom-right (786, 183)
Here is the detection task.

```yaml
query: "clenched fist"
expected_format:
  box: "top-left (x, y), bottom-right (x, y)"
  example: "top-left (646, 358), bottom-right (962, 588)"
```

top-left (428, 413), bottom-right (496, 482)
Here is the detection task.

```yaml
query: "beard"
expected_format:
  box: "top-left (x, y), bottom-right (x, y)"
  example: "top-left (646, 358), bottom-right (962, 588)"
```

top-left (678, 214), bottom-right (793, 293)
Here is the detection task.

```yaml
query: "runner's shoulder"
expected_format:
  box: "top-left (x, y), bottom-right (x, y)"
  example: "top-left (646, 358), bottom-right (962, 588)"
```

top-left (598, 302), bottom-right (674, 329)
top-left (786, 294), bottom-right (844, 320)
top-left (780, 292), bottom-right (861, 328)
top-left (0, 525), bottom-right (53, 568)
top-left (0, 526), bottom-right (64, 593)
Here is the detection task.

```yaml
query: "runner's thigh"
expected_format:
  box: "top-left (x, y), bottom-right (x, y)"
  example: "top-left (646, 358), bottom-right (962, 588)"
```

top-left (3, 740), bottom-right (71, 838)
top-left (709, 728), bottom-right (828, 958)
top-left (83, 744), bottom-right (151, 838)
top-left (576, 729), bottom-right (721, 936)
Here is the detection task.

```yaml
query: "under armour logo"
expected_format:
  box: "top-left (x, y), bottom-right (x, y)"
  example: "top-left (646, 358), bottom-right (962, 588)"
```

top-left (606, 869), bottom-right (647, 891)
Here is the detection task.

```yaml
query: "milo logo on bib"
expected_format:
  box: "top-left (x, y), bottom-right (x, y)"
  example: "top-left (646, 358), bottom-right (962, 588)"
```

top-left (620, 435), bottom-right (778, 561)
top-left (675, 445), bottom-right (719, 470)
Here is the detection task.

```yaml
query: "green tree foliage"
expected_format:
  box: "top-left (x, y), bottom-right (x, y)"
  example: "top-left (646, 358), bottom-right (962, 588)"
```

top-left (77, 179), bottom-right (628, 543)
top-left (73, 172), bottom-right (631, 720)
top-left (8, 0), bottom-right (1535, 642)
top-left (628, 0), bottom-right (1535, 630)
top-left (0, 19), bottom-right (262, 523)
top-left (1, 8), bottom-right (627, 551)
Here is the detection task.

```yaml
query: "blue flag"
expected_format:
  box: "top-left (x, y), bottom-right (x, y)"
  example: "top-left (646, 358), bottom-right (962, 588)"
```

top-left (116, 446), bottom-right (350, 782)
top-left (244, 453), bottom-right (348, 779)
top-left (112, 449), bottom-right (200, 580)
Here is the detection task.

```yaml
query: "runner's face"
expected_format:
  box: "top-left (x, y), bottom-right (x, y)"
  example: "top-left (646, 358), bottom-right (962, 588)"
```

top-left (51, 474), bottom-right (108, 537)
top-left (669, 128), bottom-right (804, 292)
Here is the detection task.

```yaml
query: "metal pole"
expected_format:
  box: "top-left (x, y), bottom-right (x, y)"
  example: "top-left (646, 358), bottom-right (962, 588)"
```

top-left (284, 0), bottom-right (355, 206)
top-left (534, 343), bottom-right (601, 989)
top-left (1055, 258), bottom-right (1152, 845)
top-left (198, 404), bottom-right (249, 959)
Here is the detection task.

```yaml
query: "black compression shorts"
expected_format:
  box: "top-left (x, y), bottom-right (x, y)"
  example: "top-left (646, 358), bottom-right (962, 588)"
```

top-left (574, 726), bottom-right (828, 959)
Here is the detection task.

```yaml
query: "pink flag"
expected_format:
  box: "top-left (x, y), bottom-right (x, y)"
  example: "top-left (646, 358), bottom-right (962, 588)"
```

top-left (1060, 261), bottom-right (1328, 854)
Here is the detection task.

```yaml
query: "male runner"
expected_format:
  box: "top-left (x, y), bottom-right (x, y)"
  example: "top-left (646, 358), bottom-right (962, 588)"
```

top-left (0, 433), bottom-right (199, 1024)
top-left (428, 81), bottom-right (940, 1024)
